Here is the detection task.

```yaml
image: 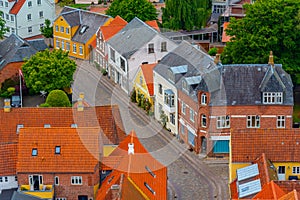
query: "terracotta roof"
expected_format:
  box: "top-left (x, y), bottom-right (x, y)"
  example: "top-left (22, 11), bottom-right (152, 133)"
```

top-left (0, 143), bottom-right (17, 176)
top-left (100, 16), bottom-right (127, 41)
top-left (140, 63), bottom-right (157, 96)
top-left (145, 20), bottom-right (160, 32)
top-left (17, 127), bottom-right (100, 173)
top-left (98, 130), bottom-right (167, 200)
top-left (279, 190), bottom-right (300, 200)
top-left (0, 106), bottom-right (126, 144)
top-left (253, 181), bottom-right (286, 199)
top-left (10, 0), bottom-right (26, 15)
top-left (222, 22), bottom-right (231, 42)
top-left (276, 181), bottom-right (300, 195)
top-left (231, 129), bottom-right (300, 163)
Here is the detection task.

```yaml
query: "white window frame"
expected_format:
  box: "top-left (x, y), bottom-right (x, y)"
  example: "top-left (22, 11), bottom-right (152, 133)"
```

top-left (247, 115), bottom-right (260, 128)
top-left (66, 28), bottom-right (69, 34)
top-left (73, 44), bottom-right (77, 53)
top-left (148, 43), bottom-right (154, 54)
top-left (277, 115), bottom-right (285, 128)
top-left (201, 114), bottom-right (206, 127)
top-left (55, 176), bottom-right (59, 185)
top-left (79, 46), bottom-right (83, 55)
top-left (190, 109), bottom-right (195, 122)
top-left (28, 1), bottom-right (32, 7)
top-left (71, 176), bottom-right (82, 185)
top-left (61, 40), bottom-right (64, 50)
top-left (217, 115), bottom-right (230, 129)
top-left (10, 15), bottom-right (14, 21)
top-left (201, 93), bottom-right (207, 105)
top-left (56, 198), bottom-right (67, 200)
top-left (39, 11), bottom-right (43, 18)
top-left (37, 0), bottom-right (41, 5)
top-left (161, 41), bottom-right (167, 52)
top-left (181, 123), bottom-right (185, 135)
top-left (170, 113), bottom-right (175, 125)
top-left (66, 42), bottom-right (70, 51)
top-left (55, 25), bottom-right (58, 32)
top-left (4, 1), bottom-right (8, 7)
top-left (181, 101), bottom-right (186, 115)
top-left (60, 26), bottom-right (64, 33)
top-left (263, 92), bottom-right (283, 104)
top-left (56, 39), bottom-right (60, 49)
top-left (293, 167), bottom-right (300, 174)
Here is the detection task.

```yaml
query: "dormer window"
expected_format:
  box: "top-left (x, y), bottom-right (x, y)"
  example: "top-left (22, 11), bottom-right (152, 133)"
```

top-left (263, 92), bottom-right (283, 104)
top-left (32, 148), bottom-right (38, 156)
top-left (71, 124), bottom-right (78, 128)
top-left (55, 146), bottom-right (61, 154)
top-left (182, 80), bottom-right (188, 94)
top-left (44, 124), bottom-right (51, 128)
top-left (16, 124), bottom-right (24, 134)
top-left (148, 43), bottom-right (154, 54)
top-left (201, 93), bottom-right (207, 105)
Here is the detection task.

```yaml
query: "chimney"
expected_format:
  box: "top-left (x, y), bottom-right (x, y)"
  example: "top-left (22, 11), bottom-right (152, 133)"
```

top-left (268, 51), bottom-right (274, 66)
top-left (79, 92), bottom-right (84, 99)
top-left (214, 54), bottom-right (221, 65)
top-left (128, 143), bottom-right (134, 155)
top-left (4, 98), bottom-right (11, 112)
top-left (77, 92), bottom-right (84, 111)
top-left (110, 184), bottom-right (120, 200)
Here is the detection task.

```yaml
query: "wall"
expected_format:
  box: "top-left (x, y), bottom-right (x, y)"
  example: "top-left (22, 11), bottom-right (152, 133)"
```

top-left (0, 175), bottom-right (18, 193)
top-left (0, 62), bottom-right (23, 86)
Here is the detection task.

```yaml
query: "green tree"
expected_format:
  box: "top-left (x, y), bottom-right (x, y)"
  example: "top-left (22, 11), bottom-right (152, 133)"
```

top-left (22, 49), bottom-right (76, 93)
top-left (40, 19), bottom-right (53, 38)
top-left (162, 0), bottom-right (210, 31)
top-left (45, 89), bottom-right (71, 107)
top-left (0, 11), bottom-right (8, 38)
top-left (106, 0), bottom-right (157, 22)
top-left (221, 0), bottom-right (300, 84)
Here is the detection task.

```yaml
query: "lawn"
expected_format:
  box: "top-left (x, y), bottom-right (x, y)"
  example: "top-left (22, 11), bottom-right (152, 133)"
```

top-left (68, 4), bottom-right (90, 10)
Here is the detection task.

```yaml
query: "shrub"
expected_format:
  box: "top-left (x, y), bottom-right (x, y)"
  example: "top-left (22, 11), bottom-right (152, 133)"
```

top-left (40, 103), bottom-right (50, 107)
top-left (130, 89), bottom-right (137, 103)
top-left (101, 68), bottom-right (108, 76)
top-left (208, 47), bottom-right (218, 56)
top-left (45, 90), bottom-right (71, 107)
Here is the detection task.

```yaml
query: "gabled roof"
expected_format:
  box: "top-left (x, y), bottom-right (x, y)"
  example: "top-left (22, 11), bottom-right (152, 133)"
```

top-left (253, 181), bottom-right (286, 199)
top-left (59, 6), bottom-right (111, 44)
top-left (10, 0), bottom-right (26, 15)
top-left (0, 143), bottom-right (17, 176)
top-left (221, 22), bottom-right (231, 42)
top-left (145, 20), bottom-right (160, 32)
top-left (231, 129), bottom-right (300, 163)
top-left (17, 127), bottom-right (100, 173)
top-left (276, 181), bottom-right (300, 195)
top-left (100, 16), bottom-right (127, 41)
top-left (0, 34), bottom-right (47, 70)
top-left (108, 17), bottom-right (158, 59)
top-left (140, 63), bottom-right (157, 96)
top-left (98, 130), bottom-right (167, 200)
top-left (279, 189), bottom-right (300, 200)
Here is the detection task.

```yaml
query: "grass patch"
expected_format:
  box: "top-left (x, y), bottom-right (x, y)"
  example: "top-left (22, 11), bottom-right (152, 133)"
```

top-left (68, 4), bottom-right (90, 9)
top-left (293, 104), bottom-right (300, 123)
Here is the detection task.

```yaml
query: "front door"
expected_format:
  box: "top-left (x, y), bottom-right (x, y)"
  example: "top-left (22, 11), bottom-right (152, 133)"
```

top-left (278, 166), bottom-right (286, 180)
top-left (78, 195), bottom-right (88, 200)
top-left (33, 175), bottom-right (40, 190)
top-left (201, 137), bottom-right (207, 153)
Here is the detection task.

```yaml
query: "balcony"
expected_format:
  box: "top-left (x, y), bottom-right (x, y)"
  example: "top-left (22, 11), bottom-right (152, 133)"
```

top-left (18, 184), bottom-right (54, 199)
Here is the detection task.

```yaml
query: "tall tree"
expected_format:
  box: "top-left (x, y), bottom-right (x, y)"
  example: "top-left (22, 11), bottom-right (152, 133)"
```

top-left (22, 49), bottom-right (76, 93)
top-left (161, 0), bottom-right (211, 31)
top-left (106, 0), bottom-right (157, 22)
top-left (0, 11), bottom-right (8, 38)
top-left (40, 19), bottom-right (53, 38)
top-left (221, 0), bottom-right (300, 84)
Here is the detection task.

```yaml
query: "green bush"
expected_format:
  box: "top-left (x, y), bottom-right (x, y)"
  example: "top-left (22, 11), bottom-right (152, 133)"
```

top-left (130, 89), bottom-right (137, 103)
top-left (0, 87), bottom-right (16, 98)
top-left (208, 47), bottom-right (218, 56)
top-left (40, 103), bottom-right (50, 107)
top-left (45, 90), bottom-right (71, 107)
top-left (101, 68), bottom-right (108, 76)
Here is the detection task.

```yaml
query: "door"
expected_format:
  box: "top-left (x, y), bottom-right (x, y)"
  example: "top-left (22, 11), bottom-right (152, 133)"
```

top-left (29, 175), bottom-right (42, 191)
top-left (278, 166), bottom-right (286, 180)
top-left (78, 195), bottom-right (88, 200)
top-left (201, 137), bottom-right (207, 153)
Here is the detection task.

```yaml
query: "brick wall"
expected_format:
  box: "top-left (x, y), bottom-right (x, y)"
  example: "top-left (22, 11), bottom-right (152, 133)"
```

top-left (0, 62), bottom-right (23, 86)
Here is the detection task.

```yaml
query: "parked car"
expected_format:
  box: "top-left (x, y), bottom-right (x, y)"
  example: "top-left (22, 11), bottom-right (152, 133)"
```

top-left (11, 95), bottom-right (21, 107)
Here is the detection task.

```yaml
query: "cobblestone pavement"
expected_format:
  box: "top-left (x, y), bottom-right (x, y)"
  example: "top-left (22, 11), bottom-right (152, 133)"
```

top-left (72, 60), bottom-right (229, 200)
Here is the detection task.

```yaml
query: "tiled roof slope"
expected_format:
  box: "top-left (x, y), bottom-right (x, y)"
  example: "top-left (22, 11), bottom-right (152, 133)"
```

top-left (0, 106), bottom-right (126, 144)
top-left (253, 181), bottom-right (286, 199)
top-left (141, 63), bottom-right (156, 96)
top-left (100, 16), bottom-right (127, 41)
top-left (60, 6), bottom-right (111, 44)
top-left (231, 129), bottom-right (300, 163)
top-left (0, 143), bottom-right (17, 176)
top-left (0, 34), bottom-right (47, 70)
top-left (222, 22), bottom-right (231, 42)
top-left (279, 190), bottom-right (300, 200)
top-left (10, 0), bottom-right (26, 14)
top-left (276, 181), bottom-right (300, 195)
top-left (108, 17), bottom-right (158, 59)
top-left (145, 20), bottom-right (160, 32)
top-left (17, 127), bottom-right (100, 173)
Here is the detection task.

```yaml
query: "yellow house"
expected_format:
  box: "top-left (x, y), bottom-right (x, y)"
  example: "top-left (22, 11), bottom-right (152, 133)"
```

top-left (53, 6), bottom-right (112, 60)
top-left (230, 129), bottom-right (300, 183)
top-left (133, 63), bottom-right (157, 112)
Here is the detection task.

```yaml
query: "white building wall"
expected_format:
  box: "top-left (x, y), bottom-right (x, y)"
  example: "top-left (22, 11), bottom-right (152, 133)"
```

top-left (153, 71), bottom-right (178, 135)
top-left (0, 175), bottom-right (18, 193)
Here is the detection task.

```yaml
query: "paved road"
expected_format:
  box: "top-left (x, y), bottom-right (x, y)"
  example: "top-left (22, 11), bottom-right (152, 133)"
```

top-left (73, 60), bottom-right (229, 200)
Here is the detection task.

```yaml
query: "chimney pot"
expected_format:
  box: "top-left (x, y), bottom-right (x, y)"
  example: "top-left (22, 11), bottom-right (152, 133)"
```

top-left (268, 51), bottom-right (274, 66)
top-left (4, 98), bottom-right (11, 112)
top-left (77, 98), bottom-right (84, 111)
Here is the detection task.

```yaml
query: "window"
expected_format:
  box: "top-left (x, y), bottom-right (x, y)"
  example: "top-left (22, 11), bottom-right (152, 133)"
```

top-left (37, 0), bottom-right (41, 5)
top-left (263, 92), bottom-right (283, 104)
top-left (28, 1), bottom-right (32, 7)
top-left (148, 43), bottom-right (154, 54)
top-left (0, 1), bottom-right (3, 7)
top-left (56, 198), bottom-right (66, 200)
top-left (40, 24), bottom-right (44, 29)
top-left (247, 115), bottom-right (260, 128)
top-left (71, 176), bottom-right (82, 185)
top-left (56, 39), bottom-right (60, 49)
top-left (32, 148), bottom-right (38, 156)
top-left (158, 84), bottom-right (162, 95)
top-left (110, 48), bottom-right (115, 62)
top-left (11, 28), bottom-right (15, 33)
top-left (39, 11), bottom-right (43, 18)
top-left (170, 113), bottom-right (175, 125)
top-left (120, 57), bottom-right (126, 72)
top-left (79, 46), bottom-right (83, 55)
top-left (71, 124), bottom-right (78, 128)
top-left (161, 42), bottom-right (167, 52)
top-left (66, 42), bottom-right (70, 51)
top-left (190, 109), bottom-right (195, 122)
top-left (164, 92), bottom-right (174, 107)
top-left (60, 26), bottom-right (64, 32)
top-left (181, 101), bottom-right (186, 115)
top-left (293, 167), bottom-right (300, 174)
top-left (15, 176), bottom-right (17, 181)
top-left (55, 176), bottom-right (59, 185)
top-left (55, 146), bottom-right (61, 154)
top-left (182, 80), bottom-right (188, 93)
top-left (28, 27), bottom-right (32, 33)
top-left (16, 124), bottom-right (24, 134)
top-left (5, 14), bottom-right (9, 20)
top-left (73, 44), bottom-right (77, 53)
top-left (201, 114), bottom-right (206, 127)
top-left (61, 40), bottom-right (64, 50)
top-left (55, 25), bottom-right (58, 32)
top-left (181, 123), bottom-right (185, 135)
top-left (201, 93), bottom-right (207, 105)
top-left (4, 177), bottom-right (8, 182)
top-left (139, 76), bottom-right (143, 85)
top-left (66, 28), bottom-right (69, 34)
top-left (5, 1), bottom-right (8, 7)
top-left (0, 177), bottom-right (2, 182)
top-left (217, 115), bottom-right (230, 129)
top-left (277, 116), bottom-right (285, 128)
top-left (10, 15), bottom-right (14, 21)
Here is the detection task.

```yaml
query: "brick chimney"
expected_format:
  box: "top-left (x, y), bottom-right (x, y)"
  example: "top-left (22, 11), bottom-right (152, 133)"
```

top-left (4, 98), bottom-right (11, 112)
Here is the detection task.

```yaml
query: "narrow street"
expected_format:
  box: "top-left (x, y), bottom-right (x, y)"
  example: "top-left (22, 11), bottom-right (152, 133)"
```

top-left (72, 60), bottom-right (229, 200)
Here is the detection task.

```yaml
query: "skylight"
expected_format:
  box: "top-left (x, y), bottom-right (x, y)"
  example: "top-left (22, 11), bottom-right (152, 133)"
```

top-left (32, 148), bottom-right (38, 156)
top-left (55, 146), bottom-right (61, 154)
top-left (79, 25), bottom-right (89, 34)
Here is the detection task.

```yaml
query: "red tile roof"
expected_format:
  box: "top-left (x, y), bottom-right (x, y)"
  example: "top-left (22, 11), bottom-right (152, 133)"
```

top-left (0, 143), bottom-right (17, 176)
top-left (17, 127), bottom-right (100, 173)
top-left (140, 63), bottom-right (157, 96)
top-left (100, 16), bottom-right (127, 41)
top-left (231, 129), bottom-right (300, 163)
top-left (145, 20), bottom-right (160, 32)
top-left (276, 181), bottom-right (300, 195)
top-left (98, 130), bottom-right (167, 200)
top-left (253, 181), bottom-right (286, 199)
top-left (222, 22), bottom-right (231, 43)
top-left (10, 0), bottom-right (26, 15)
top-left (279, 190), bottom-right (300, 200)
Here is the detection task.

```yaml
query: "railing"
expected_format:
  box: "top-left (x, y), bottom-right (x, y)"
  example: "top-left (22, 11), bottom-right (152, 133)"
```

top-left (19, 185), bottom-right (54, 199)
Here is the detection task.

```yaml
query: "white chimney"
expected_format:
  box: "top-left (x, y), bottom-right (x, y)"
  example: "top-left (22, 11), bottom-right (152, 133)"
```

top-left (128, 143), bottom-right (134, 155)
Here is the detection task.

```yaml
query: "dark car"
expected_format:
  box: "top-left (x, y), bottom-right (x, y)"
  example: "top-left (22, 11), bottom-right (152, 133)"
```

top-left (11, 95), bottom-right (21, 107)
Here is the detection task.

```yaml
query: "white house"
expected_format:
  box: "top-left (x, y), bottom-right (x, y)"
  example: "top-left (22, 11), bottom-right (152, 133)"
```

top-left (0, 0), bottom-right (55, 38)
top-left (107, 17), bottom-right (178, 95)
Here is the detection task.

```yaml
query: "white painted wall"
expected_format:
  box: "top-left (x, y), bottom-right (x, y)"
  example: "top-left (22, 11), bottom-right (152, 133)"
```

top-left (0, 175), bottom-right (18, 193)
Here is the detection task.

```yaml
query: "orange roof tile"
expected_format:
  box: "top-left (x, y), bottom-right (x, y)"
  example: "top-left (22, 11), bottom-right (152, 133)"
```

top-left (109, 16), bottom-right (127, 26)
top-left (231, 129), bottom-right (300, 163)
top-left (222, 22), bottom-right (231, 43)
top-left (10, 0), bottom-right (26, 15)
top-left (100, 16), bottom-right (127, 41)
top-left (276, 181), bottom-right (300, 195)
top-left (253, 181), bottom-right (286, 199)
top-left (145, 20), bottom-right (160, 32)
top-left (0, 143), bottom-right (17, 176)
top-left (17, 127), bottom-right (100, 173)
top-left (279, 190), bottom-right (300, 200)
top-left (140, 63), bottom-right (157, 96)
